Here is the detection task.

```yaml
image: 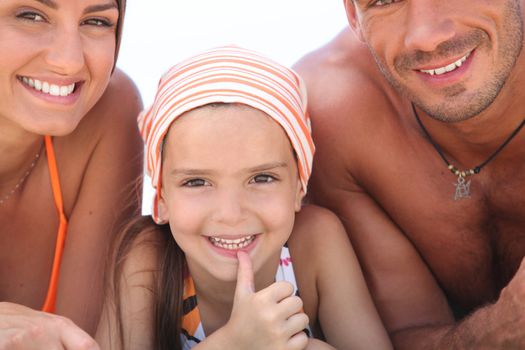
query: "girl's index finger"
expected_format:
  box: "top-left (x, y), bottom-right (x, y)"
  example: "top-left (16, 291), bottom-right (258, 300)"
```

top-left (235, 251), bottom-right (255, 298)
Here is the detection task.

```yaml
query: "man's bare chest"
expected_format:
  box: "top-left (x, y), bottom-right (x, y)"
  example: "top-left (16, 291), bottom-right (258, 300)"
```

top-left (382, 165), bottom-right (525, 316)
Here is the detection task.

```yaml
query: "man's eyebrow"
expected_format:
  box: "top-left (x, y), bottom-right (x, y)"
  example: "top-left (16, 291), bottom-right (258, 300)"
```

top-left (34, 0), bottom-right (58, 9)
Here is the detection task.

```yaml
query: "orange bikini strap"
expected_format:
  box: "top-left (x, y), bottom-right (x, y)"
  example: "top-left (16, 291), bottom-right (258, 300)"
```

top-left (41, 135), bottom-right (69, 313)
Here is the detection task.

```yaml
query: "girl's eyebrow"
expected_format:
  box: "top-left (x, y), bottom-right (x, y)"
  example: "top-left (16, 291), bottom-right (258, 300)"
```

top-left (170, 168), bottom-right (214, 176)
top-left (246, 162), bottom-right (288, 172)
top-left (169, 162), bottom-right (288, 176)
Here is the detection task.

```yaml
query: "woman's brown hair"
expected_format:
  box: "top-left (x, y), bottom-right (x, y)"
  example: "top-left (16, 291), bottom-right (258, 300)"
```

top-left (114, 0), bottom-right (125, 61)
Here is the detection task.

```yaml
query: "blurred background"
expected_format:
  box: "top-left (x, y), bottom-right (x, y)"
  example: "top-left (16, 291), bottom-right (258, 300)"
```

top-left (118, 0), bottom-right (348, 107)
top-left (117, 1), bottom-right (349, 213)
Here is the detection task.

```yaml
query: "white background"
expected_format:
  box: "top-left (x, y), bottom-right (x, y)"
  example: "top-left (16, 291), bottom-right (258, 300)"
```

top-left (117, 1), bottom-right (349, 213)
top-left (117, 0), bottom-right (348, 107)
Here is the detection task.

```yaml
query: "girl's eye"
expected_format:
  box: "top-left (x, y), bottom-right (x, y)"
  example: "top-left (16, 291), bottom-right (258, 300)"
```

top-left (82, 18), bottom-right (113, 27)
top-left (182, 178), bottom-right (209, 187)
top-left (251, 174), bottom-right (276, 184)
top-left (17, 11), bottom-right (46, 22)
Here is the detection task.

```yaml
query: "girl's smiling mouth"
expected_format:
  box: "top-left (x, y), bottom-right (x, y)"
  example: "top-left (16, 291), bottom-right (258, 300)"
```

top-left (209, 235), bottom-right (256, 250)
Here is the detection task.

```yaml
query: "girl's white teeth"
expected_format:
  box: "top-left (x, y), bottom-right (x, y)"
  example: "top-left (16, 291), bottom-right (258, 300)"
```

top-left (420, 52), bottom-right (471, 76)
top-left (21, 77), bottom-right (75, 97)
top-left (209, 235), bottom-right (255, 250)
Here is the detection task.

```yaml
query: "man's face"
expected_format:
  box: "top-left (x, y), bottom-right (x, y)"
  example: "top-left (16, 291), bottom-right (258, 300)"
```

top-left (346, 0), bottom-right (523, 122)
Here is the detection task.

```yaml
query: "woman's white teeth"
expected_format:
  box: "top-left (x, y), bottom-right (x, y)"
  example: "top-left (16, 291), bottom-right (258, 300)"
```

top-left (209, 235), bottom-right (255, 250)
top-left (21, 77), bottom-right (75, 97)
top-left (420, 52), bottom-right (471, 76)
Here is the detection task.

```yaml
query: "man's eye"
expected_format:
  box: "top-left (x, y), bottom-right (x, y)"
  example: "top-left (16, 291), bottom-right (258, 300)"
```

top-left (251, 174), bottom-right (276, 184)
top-left (182, 179), bottom-right (209, 187)
top-left (17, 11), bottom-right (46, 22)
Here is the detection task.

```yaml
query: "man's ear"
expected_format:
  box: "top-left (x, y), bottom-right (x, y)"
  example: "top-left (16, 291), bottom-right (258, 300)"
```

top-left (344, 0), bottom-right (365, 42)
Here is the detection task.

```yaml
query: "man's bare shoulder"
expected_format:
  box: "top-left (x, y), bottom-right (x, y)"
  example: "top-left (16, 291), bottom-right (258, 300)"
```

top-left (294, 28), bottom-right (401, 132)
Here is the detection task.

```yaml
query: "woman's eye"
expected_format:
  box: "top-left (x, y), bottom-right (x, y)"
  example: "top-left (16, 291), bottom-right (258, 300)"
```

top-left (182, 179), bottom-right (209, 187)
top-left (17, 11), bottom-right (45, 22)
top-left (373, 0), bottom-right (397, 6)
top-left (251, 174), bottom-right (276, 184)
top-left (83, 18), bottom-right (113, 27)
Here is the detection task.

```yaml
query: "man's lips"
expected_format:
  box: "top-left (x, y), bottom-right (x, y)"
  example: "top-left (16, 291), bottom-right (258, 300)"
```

top-left (416, 51), bottom-right (473, 76)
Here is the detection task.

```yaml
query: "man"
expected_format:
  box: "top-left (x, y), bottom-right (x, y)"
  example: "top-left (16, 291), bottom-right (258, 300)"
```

top-left (294, 1), bottom-right (525, 348)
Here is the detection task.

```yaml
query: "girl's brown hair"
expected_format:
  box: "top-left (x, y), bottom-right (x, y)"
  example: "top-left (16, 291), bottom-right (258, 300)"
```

top-left (106, 176), bottom-right (186, 349)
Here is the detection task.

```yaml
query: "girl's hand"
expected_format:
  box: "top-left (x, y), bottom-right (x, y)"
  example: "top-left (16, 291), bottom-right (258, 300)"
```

top-left (223, 251), bottom-right (309, 350)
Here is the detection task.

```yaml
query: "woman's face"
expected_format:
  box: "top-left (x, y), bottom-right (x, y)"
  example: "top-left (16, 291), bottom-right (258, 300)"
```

top-left (0, 0), bottom-right (120, 135)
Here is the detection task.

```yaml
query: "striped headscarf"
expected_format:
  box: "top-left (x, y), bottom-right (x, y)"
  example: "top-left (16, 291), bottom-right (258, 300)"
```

top-left (138, 46), bottom-right (314, 224)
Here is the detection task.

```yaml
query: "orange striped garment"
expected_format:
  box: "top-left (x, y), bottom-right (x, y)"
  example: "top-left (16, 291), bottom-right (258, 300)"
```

top-left (138, 45), bottom-right (315, 224)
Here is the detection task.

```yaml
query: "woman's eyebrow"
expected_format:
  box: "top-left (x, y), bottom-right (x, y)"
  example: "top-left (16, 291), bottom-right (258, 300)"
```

top-left (83, 2), bottom-right (118, 14)
top-left (31, 0), bottom-right (118, 14)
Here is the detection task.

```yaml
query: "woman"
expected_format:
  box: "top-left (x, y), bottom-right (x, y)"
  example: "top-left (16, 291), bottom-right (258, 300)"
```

top-left (0, 0), bottom-right (142, 348)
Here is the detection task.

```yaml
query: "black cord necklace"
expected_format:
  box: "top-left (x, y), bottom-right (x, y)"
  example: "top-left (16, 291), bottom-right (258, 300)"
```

top-left (411, 103), bottom-right (525, 200)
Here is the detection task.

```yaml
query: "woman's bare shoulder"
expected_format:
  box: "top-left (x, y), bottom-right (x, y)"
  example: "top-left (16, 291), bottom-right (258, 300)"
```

top-left (63, 68), bottom-right (143, 147)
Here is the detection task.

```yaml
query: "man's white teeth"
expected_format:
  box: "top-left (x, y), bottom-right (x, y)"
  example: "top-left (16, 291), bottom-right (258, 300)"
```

top-left (20, 77), bottom-right (75, 97)
top-left (209, 235), bottom-right (255, 250)
top-left (420, 52), bottom-right (471, 76)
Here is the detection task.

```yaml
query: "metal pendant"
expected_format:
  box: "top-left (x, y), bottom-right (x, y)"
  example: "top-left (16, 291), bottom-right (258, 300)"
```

top-left (453, 175), bottom-right (471, 200)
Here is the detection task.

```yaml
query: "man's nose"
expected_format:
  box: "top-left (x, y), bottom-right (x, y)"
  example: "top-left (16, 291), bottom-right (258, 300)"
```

top-left (403, 0), bottom-right (456, 53)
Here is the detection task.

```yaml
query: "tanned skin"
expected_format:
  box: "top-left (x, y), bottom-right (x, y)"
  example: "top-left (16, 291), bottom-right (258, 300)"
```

top-left (0, 1), bottom-right (143, 348)
top-left (294, 1), bottom-right (525, 349)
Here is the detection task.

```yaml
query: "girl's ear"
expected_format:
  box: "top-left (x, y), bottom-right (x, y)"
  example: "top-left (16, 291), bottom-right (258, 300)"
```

top-left (157, 192), bottom-right (170, 224)
top-left (344, 0), bottom-right (365, 42)
top-left (294, 180), bottom-right (304, 212)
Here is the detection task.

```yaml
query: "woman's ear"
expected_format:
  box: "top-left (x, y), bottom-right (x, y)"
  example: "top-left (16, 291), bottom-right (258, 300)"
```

top-left (344, 0), bottom-right (366, 42)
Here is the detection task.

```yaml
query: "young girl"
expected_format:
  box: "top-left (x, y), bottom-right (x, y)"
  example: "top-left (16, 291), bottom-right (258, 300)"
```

top-left (96, 46), bottom-right (392, 350)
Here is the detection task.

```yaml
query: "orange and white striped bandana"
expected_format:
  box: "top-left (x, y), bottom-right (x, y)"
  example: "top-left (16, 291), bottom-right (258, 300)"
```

top-left (138, 46), bottom-right (315, 223)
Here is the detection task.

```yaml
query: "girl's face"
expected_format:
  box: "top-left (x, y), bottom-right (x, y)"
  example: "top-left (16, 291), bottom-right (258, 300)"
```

top-left (159, 105), bottom-right (304, 283)
top-left (0, 0), bottom-right (119, 135)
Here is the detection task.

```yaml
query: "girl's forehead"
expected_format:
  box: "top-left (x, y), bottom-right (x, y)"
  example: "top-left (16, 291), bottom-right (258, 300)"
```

top-left (163, 105), bottom-right (295, 161)
top-left (167, 104), bottom-right (284, 140)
